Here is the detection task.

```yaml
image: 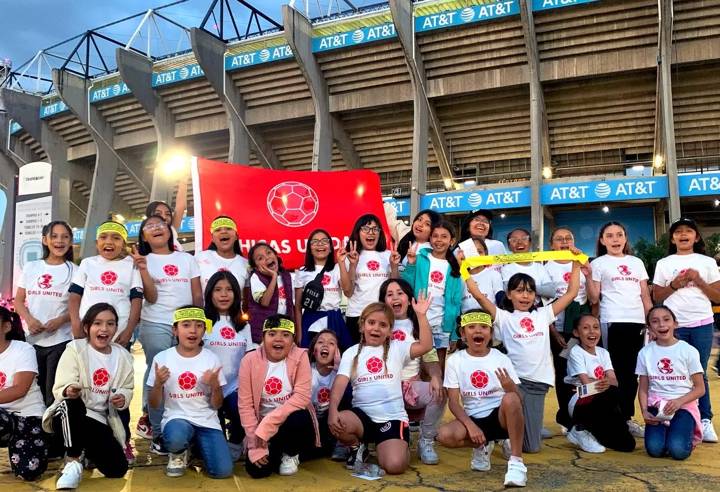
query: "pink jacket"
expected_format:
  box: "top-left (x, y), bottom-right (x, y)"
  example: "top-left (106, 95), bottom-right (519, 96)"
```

top-left (238, 345), bottom-right (320, 463)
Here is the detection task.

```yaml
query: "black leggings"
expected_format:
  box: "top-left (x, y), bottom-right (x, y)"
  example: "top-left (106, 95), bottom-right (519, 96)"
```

top-left (572, 386), bottom-right (635, 452)
top-left (345, 316), bottom-right (361, 345)
top-left (551, 332), bottom-right (574, 430)
top-left (606, 322), bottom-right (645, 420)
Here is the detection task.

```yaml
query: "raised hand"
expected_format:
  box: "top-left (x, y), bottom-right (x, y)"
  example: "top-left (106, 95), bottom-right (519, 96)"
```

top-left (153, 362), bottom-right (170, 387)
top-left (131, 245), bottom-right (147, 271)
top-left (406, 242), bottom-right (418, 265)
top-left (495, 368), bottom-right (516, 393)
top-left (202, 366), bottom-right (222, 388)
top-left (412, 290), bottom-right (432, 316)
top-left (389, 242), bottom-right (401, 267)
top-left (346, 240), bottom-right (359, 266)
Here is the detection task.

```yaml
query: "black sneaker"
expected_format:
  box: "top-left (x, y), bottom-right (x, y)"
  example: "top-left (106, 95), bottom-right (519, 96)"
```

top-left (151, 438), bottom-right (169, 456)
top-left (345, 443), bottom-right (368, 470)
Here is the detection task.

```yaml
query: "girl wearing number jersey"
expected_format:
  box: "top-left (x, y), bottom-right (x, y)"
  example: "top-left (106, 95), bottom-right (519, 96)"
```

top-left (436, 310), bottom-right (527, 488)
top-left (340, 214), bottom-right (400, 344)
top-left (194, 215), bottom-right (249, 295)
top-left (466, 256), bottom-right (581, 453)
top-left (238, 315), bottom-right (319, 478)
top-left (203, 271), bottom-right (255, 461)
top-left (636, 306), bottom-right (705, 460)
top-left (14, 221), bottom-right (76, 408)
top-left (652, 217), bottom-right (720, 443)
top-left (329, 301), bottom-right (433, 475)
top-left (586, 221), bottom-right (651, 437)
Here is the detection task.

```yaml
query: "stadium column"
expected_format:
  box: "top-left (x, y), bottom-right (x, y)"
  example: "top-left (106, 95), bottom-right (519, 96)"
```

top-left (0, 115), bottom-right (17, 296)
top-left (520, 0), bottom-right (551, 250)
top-left (0, 88), bottom-right (72, 224)
top-left (52, 69), bottom-right (139, 258)
top-left (282, 5), bottom-right (361, 171)
top-left (116, 48), bottom-right (179, 200)
top-left (189, 28), bottom-right (282, 169)
top-left (658, 0), bottom-right (681, 221)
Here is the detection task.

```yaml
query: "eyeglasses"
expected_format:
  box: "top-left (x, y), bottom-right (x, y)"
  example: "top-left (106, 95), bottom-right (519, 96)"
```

top-left (508, 235), bottom-right (531, 245)
top-left (471, 217), bottom-right (490, 225)
top-left (310, 238), bottom-right (331, 246)
top-left (553, 235), bottom-right (574, 243)
top-left (360, 226), bottom-right (379, 234)
top-left (143, 222), bottom-right (167, 232)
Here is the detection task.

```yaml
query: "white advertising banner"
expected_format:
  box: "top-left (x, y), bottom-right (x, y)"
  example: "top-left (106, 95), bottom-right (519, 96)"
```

top-left (12, 195), bottom-right (52, 294)
top-left (18, 161), bottom-right (51, 196)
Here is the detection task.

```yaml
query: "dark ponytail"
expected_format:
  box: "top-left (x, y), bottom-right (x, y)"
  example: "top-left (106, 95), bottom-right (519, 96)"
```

top-left (0, 307), bottom-right (25, 341)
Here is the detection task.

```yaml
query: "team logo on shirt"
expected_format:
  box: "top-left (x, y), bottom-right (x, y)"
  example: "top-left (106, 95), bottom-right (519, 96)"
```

top-left (430, 271), bottom-right (444, 283)
top-left (163, 264), bottom-right (179, 277)
top-left (0, 371), bottom-right (6, 389)
top-left (177, 371), bottom-right (198, 391)
top-left (593, 366), bottom-right (605, 379)
top-left (470, 370), bottom-right (489, 389)
top-left (562, 272), bottom-right (571, 283)
top-left (317, 387), bottom-right (331, 404)
top-left (617, 265), bottom-right (631, 276)
top-left (264, 376), bottom-right (283, 395)
top-left (657, 357), bottom-right (674, 375)
top-left (37, 274), bottom-right (53, 289)
top-left (220, 327), bottom-right (236, 340)
top-left (366, 356), bottom-right (384, 374)
top-left (391, 330), bottom-right (406, 341)
top-left (321, 274), bottom-right (331, 286)
top-left (92, 368), bottom-right (110, 387)
top-left (278, 286), bottom-right (287, 299)
top-left (519, 317), bottom-right (535, 333)
top-left (100, 271), bottom-right (118, 286)
top-left (366, 260), bottom-right (380, 271)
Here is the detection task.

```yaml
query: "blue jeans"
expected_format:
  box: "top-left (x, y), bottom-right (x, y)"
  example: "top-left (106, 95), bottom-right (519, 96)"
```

top-left (138, 320), bottom-right (175, 436)
top-left (644, 409), bottom-right (695, 460)
top-left (676, 324), bottom-right (713, 420)
top-left (163, 418), bottom-right (233, 478)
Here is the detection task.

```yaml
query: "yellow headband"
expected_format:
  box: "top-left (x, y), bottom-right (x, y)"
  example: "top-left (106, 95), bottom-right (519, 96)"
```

top-left (211, 217), bottom-right (237, 233)
top-left (173, 307), bottom-right (213, 333)
top-left (263, 317), bottom-right (295, 335)
top-left (96, 222), bottom-right (128, 242)
top-left (461, 312), bottom-right (493, 327)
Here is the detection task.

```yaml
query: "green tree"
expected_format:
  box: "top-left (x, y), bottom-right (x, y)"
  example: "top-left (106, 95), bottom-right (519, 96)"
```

top-left (633, 233), bottom-right (669, 280)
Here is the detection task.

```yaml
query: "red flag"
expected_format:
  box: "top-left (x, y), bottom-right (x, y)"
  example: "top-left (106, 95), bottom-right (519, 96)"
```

top-left (191, 158), bottom-right (391, 270)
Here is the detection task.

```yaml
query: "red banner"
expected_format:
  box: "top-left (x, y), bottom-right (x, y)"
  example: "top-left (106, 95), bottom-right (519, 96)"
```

top-left (191, 158), bottom-right (391, 270)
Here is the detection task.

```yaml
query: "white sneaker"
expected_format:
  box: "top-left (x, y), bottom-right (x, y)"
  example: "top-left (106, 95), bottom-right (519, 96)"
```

top-left (470, 442), bottom-right (494, 472)
top-left (567, 426), bottom-right (605, 453)
top-left (504, 460), bottom-right (528, 487)
top-left (560, 425), bottom-right (568, 436)
top-left (500, 438), bottom-right (512, 460)
top-left (166, 450), bottom-right (188, 478)
top-left (702, 419), bottom-right (718, 443)
top-left (540, 427), bottom-right (553, 439)
top-left (56, 460), bottom-right (83, 489)
top-left (417, 437), bottom-right (439, 465)
top-left (627, 420), bottom-right (645, 438)
top-left (279, 453), bottom-right (300, 475)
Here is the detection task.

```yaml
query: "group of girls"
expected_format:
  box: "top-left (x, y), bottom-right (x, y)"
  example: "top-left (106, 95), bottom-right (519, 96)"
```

top-left (1, 198), bottom-right (718, 488)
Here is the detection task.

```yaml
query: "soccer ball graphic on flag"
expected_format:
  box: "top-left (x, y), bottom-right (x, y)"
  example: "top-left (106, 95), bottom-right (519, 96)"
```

top-left (220, 327), bottom-right (236, 340)
top-left (93, 368), bottom-right (110, 387)
top-left (163, 264), bottom-right (179, 277)
top-left (178, 371), bottom-right (197, 391)
top-left (0, 372), bottom-right (6, 389)
top-left (317, 387), bottom-right (331, 404)
top-left (100, 271), bottom-right (117, 286)
top-left (520, 317), bottom-right (535, 333)
top-left (266, 181), bottom-right (320, 227)
top-left (470, 370), bottom-right (489, 389)
top-left (594, 366), bottom-right (605, 379)
top-left (264, 377), bottom-right (283, 395)
top-left (366, 356), bottom-right (383, 374)
top-left (392, 330), bottom-right (406, 341)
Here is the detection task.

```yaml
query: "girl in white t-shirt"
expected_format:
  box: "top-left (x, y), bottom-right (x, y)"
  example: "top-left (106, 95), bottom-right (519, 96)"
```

top-left (381, 278), bottom-right (445, 465)
top-left (339, 214), bottom-right (401, 344)
top-left (460, 238), bottom-right (504, 313)
top-left (293, 229), bottom-right (352, 349)
top-left (148, 306), bottom-right (232, 478)
top-left (194, 215), bottom-right (249, 294)
top-left (466, 257), bottom-right (581, 453)
top-left (14, 220), bottom-right (76, 408)
top-left (564, 314), bottom-right (634, 454)
top-left (652, 217), bottom-right (720, 443)
top-left (459, 209), bottom-right (508, 257)
top-left (132, 215), bottom-right (202, 449)
top-left (0, 307), bottom-right (48, 481)
top-left (329, 300), bottom-right (432, 475)
top-left (500, 228), bottom-right (555, 300)
top-left (396, 209), bottom-right (441, 266)
top-left (586, 221), bottom-right (651, 437)
top-left (636, 306), bottom-right (705, 460)
top-left (146, 173), bottom-right (187, 251)
top-left (436, 310), bottom-right (527, 488)
top-left (203, 271), bottom-right (255, 461)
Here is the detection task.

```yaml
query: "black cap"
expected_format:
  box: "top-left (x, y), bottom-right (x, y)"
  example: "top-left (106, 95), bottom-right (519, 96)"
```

top-left (460, 209), bottom-right (494, 242)
top-left (669, 217), bottom-right (700, 236)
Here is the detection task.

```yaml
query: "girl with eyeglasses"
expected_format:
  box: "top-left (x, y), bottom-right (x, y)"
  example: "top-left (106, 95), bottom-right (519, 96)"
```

top-left (500, 228), bottom-right (555, 301)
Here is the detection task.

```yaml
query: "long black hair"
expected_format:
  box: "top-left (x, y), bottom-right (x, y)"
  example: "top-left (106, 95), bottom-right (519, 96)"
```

top-left (596, 221), bottom-right (631, 257)
top-left (668, 218), bottom-right (706, 255)
top-left (308, 329), bottom-right (339, 364)
top-left (379, 278), bottom-right (419, 339)
top-left (204, 271), bottom-right (244, 332)
top-left (137, 215), bottom-right (174, 256)
top-left (502, 273), bottom-right (537, 312)
top-left (346, 214), bottom-right (387, 253)
top-left (146, 201), bottom-right (173, 223)
top-left (0, 307), bottom-right (24, 341)
top-left (41, 221), bottom-right (74, 262)
top-left (397, 209), bottom-right (441, 261)
top-left (207, 215), bottom-right (242, 255)
top-left (248, 242), bottom-right (285, 272)
top-left (303, 228), bottom-right (336, 272)
top-left (432, 219), bottom-right (461, 278)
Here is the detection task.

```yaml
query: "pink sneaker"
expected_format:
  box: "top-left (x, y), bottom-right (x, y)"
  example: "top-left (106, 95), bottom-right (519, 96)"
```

top-left (124, 441), bottom-right (136, 466)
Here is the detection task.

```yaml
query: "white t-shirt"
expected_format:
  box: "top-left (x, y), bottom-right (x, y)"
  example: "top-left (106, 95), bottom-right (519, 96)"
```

top-left (501, 262), bottom-right (552, 290)
top-left (345, 250), bottom-right (392, 317)
top-left (462, 268), bottom-right (503, 312)
top-left (426, 255), bottom-right (449, 327)
top-left (564, 345), bottom-right (614, 386)
top-left (444, 348), bottom-right (519, 419)
top-left (203, 316), bottom-right (255, 397)
top-left (294, 264), bottom-right (342, 312)
top-left (545, 261), bottom-right (587, 304)
top-left (73, 255), bottom-right (142, 337)
top-left (260, 359), bottom-right (293, 418)
top-left (0, 341), bottom-right (45, 417)
top-left (147, 347), bottom-right (226, 431)
top-left (84, 345), bottom-right (121, 424)
top-left (194, 249), bottom-right (250, 294)
top-left (250, 273), bottom-right (288, 315)
top-left (141, 251), bottom-right (200, 324)
top-left (18, 260), bottom-right (76, 347)
top-left (493, 305), bottom-right (556, 386)
top-left (338, 340), bottom-right (412, 422)
top-left (653, 253), bottom-right (720, 326)
top-left (311, 363), bottom-right (336, 417)
top-left (392, 318), bottom-right (420, 380)
top-left (635, 340), bottom-right (703, 400)
top-left (486, 239), bottom-right (507, 256)
top-left (591, 254), bottom-right (648, 324)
